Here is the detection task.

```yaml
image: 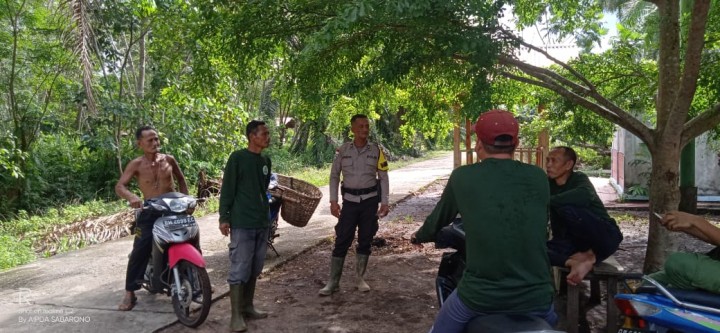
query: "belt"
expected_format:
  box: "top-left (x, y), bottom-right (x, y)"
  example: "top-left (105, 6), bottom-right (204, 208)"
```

top-left (341, 184), bottom-right (378, 196)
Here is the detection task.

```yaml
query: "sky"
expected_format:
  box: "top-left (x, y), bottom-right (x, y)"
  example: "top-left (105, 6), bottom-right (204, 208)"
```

top-left (509, 13), bottom-right (620, 67)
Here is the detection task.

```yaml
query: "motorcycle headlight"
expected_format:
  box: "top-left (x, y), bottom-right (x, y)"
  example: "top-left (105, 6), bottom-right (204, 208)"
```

top-left (163, 196), bottom-right (197, 213)
top-left (149, 202), bottom-right (168, 212)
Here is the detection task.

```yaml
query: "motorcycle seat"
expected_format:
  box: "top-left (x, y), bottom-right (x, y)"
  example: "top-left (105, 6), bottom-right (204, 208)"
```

top-left (636, 284), bottom-right (720, 309)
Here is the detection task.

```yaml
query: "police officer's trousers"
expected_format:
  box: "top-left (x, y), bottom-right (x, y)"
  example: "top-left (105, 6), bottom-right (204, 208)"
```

top-left (332, 196), bottom-right (379, 257)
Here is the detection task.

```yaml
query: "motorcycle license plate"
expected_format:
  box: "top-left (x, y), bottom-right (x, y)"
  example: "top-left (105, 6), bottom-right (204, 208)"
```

top-left (617, 328), bottom-right (655, 333)
top-left (163, 216), bottom-right (196, 228)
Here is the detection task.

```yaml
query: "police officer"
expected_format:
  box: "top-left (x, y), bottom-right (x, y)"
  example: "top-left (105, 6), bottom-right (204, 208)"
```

top-left (319, 114), bottom-right (390, 296)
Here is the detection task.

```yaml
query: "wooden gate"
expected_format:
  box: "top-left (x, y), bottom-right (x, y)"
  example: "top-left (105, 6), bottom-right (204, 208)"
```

top-left (453, 117), bottom-right (547, 169)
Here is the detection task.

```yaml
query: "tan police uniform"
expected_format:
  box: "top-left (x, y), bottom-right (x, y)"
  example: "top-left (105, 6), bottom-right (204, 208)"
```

top-left (328, 141), bottom-right (389, 257)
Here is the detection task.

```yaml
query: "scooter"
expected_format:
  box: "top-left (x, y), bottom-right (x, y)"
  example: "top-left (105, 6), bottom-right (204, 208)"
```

top-left (614, 275), bottom-right (720, 333)
top-left (140, 192), bottom-right (212, 328)
top-left (424, 218), bottom-right (562, 333)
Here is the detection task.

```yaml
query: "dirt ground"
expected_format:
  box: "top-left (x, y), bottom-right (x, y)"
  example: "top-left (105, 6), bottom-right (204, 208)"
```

top-left (161, 179), bottom-right (716, 333)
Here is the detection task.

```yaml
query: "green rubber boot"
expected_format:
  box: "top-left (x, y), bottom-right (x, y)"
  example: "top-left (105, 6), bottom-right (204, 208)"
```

top-left (356, 254), bottom-right (371, 292)
top-left (242, 277), bottom-right (268, 319)
top-left (319, 256), bottom-right (345, 296)
top-left (229, 284), bottom-right (247, 332)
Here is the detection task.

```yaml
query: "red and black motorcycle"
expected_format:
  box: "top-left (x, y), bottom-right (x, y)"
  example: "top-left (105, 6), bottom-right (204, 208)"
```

top-left (140, 192), bottom-right (212, 327)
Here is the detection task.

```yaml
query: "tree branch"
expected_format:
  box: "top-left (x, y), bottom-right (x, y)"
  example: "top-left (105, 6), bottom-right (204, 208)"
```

top-left (673, 0), bottom-right (710, 120)
top-left (682, 103), bottom-right (720, 147)
top-left (498, 54), bottom-right (653, 145)
top-left (498, 28), bottom-right (597, 90)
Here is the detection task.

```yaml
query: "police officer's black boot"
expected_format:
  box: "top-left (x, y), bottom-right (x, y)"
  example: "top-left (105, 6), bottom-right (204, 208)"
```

top-left (356, 254), bottom-right (371, 292)
top-left (242, 277), bottom-right (268, 319)
top-left (319, 256), bottom-right (345, 296)
top-left (229, 284), bottom-right (247, 332)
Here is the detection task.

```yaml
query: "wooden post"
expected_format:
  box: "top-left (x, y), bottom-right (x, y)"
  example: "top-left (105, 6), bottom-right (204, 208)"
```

top-left (465, 118), bottom-right (473, 164)
top-left (453, 104), bottom-right (461, 168)
top-left (538, 104), bottom-right (550, 170)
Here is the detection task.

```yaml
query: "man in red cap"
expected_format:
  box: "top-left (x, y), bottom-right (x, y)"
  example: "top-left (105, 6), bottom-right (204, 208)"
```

top-left (412, 110), bottom-right (556, 332)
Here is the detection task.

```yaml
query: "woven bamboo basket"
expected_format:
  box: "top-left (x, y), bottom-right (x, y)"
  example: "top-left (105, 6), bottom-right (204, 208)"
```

top-left (268, 174), bottom-right (322, 227)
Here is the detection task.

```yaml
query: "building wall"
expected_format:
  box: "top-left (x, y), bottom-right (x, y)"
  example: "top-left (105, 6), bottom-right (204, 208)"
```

top-left (695, 135), bottom-right (720, 196)
top-left (614, 128), bottom-right (720, 196)
top-left (621, 130), bottom-right (651, 193)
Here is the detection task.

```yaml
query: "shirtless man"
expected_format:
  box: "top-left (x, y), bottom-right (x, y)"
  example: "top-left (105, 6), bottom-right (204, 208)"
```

top-left (116, 125), bottom-right (188, 311)
top-left (545, 147), bottom-right (623, 285)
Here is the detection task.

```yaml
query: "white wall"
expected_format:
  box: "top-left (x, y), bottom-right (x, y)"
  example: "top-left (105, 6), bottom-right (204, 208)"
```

top-left (617, 129), bottom-right (720, 196)
top-left (695, 135), bottom-right (720, 196)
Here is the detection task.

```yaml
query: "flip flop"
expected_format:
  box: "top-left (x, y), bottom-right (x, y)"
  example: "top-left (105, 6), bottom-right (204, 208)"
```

top-left (118, 295), bottom-right (137, 311)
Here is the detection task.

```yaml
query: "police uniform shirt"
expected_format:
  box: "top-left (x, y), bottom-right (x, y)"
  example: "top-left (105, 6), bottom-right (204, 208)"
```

top-left (329, 142), bottom-right (389, 205)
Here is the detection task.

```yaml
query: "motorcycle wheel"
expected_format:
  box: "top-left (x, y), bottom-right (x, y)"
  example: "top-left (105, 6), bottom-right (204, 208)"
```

top-left (171, 261), bottom-right (212, 328)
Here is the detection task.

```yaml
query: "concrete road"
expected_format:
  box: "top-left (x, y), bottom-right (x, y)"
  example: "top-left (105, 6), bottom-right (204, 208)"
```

top-left (0, 153), bottom-right (454, 333)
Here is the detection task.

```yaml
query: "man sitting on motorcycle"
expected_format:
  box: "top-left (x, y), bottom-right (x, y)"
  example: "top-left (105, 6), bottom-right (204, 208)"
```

top-left (115, 125), bottom-right (189, 311)
top-left (652, 211), bottom-right (720, 293)
top-left (411, 110), bottom-right (557, 333)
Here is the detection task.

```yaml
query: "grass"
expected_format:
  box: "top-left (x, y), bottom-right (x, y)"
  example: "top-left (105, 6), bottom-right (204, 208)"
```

top-left (0, 150), bottom-right (451, 270)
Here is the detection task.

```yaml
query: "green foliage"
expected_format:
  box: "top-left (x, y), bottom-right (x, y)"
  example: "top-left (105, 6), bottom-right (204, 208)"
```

top-left (0, 235), bottom-right (35, 270)
top-left (24, 135), bottom-right (118, 208)
top-left (0, 199), bottom-right (125, 269)
top-left (1, 200), bottom-right (126, 237)
top-left (575, 147), bottom-right (610, 170)
top-left (625, 184), bottom-right (649, 198)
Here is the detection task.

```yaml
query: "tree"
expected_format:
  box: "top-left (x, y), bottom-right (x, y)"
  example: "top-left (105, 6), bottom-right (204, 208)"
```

top-left (501, 0), bottom-right (719, 272)
top-left (0, 0), bottom-right (81, 210)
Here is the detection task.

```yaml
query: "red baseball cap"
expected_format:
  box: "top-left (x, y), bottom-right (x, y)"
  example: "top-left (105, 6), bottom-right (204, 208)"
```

top-left (473, 109), bottom-right (519, 147)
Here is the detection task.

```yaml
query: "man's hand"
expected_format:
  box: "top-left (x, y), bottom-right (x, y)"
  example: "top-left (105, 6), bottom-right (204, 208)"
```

top-left (330, 201), bottom-right (341, 218)
top-left (660, 211), bottom-right (696, 232)
top-left (410, 231), bottom-right (423, 249)
top-left (219, 223), bottom-right (231, 236)
top-left (377, 204), bottom-right (389, 218)
top-left (128, 196), bottom-right (143, 209)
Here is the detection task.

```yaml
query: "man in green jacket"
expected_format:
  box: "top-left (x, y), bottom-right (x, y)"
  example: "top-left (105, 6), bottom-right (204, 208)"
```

top-left (219, 120), bottom-right (272, 332)
top-left (545, 146), bottom-right (623, 286)
top-left (651, 211), bottom-right (720, 293)
top-left (412, 110), bottom-right (556, 333)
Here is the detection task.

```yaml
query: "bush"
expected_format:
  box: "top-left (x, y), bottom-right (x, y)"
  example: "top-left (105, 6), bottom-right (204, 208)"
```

top-left (0, 235), bottom-right (35, 270)
top-left (574, 147), bottom-right (610, 170)
top-left (20, 134), bottom-right (118, 213)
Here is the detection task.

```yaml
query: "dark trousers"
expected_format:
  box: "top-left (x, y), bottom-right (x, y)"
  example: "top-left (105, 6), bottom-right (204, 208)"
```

top-left (125, 210), bottom-right (162, 291)
top-left (332, 196), bottom-right (379, 257)
top-left (546, 206), bottom-right (623, 267)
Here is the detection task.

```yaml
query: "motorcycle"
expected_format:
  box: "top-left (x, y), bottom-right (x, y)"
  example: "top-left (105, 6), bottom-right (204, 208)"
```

top-left (140, 192), bottom-right (212, 328)
top-left (614, 275), bottom-right (720, 333)
top-left (427, 218), bottom-right (562, 333)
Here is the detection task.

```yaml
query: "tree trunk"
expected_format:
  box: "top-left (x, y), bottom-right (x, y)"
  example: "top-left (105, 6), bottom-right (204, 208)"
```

top-left (644, 141), bottom-right (682, 273)
top-left (290, 121), bottom-right (309, 154)
top-left (137, 26), bottom-right (146, 100)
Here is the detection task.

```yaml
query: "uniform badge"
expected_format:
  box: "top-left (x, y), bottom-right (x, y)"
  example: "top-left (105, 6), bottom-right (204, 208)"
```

top-left (377, 150), bottom-right (389, 171)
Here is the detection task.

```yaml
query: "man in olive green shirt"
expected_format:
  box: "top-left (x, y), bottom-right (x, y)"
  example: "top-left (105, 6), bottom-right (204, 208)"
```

top-left (219, 120), bottom-right (271, 332)
top-left (412, 110), bottom-right (556, 333)
top-left (545, 146), bottom-right (623, 286)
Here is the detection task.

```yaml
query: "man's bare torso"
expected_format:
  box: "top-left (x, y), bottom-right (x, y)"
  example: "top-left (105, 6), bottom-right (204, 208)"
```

top-left (134, 153), bottom-right (176, 199)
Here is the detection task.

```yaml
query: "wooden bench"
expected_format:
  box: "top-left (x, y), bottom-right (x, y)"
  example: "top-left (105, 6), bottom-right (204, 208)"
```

top-left (554, 256), bottom-right (625, 333)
